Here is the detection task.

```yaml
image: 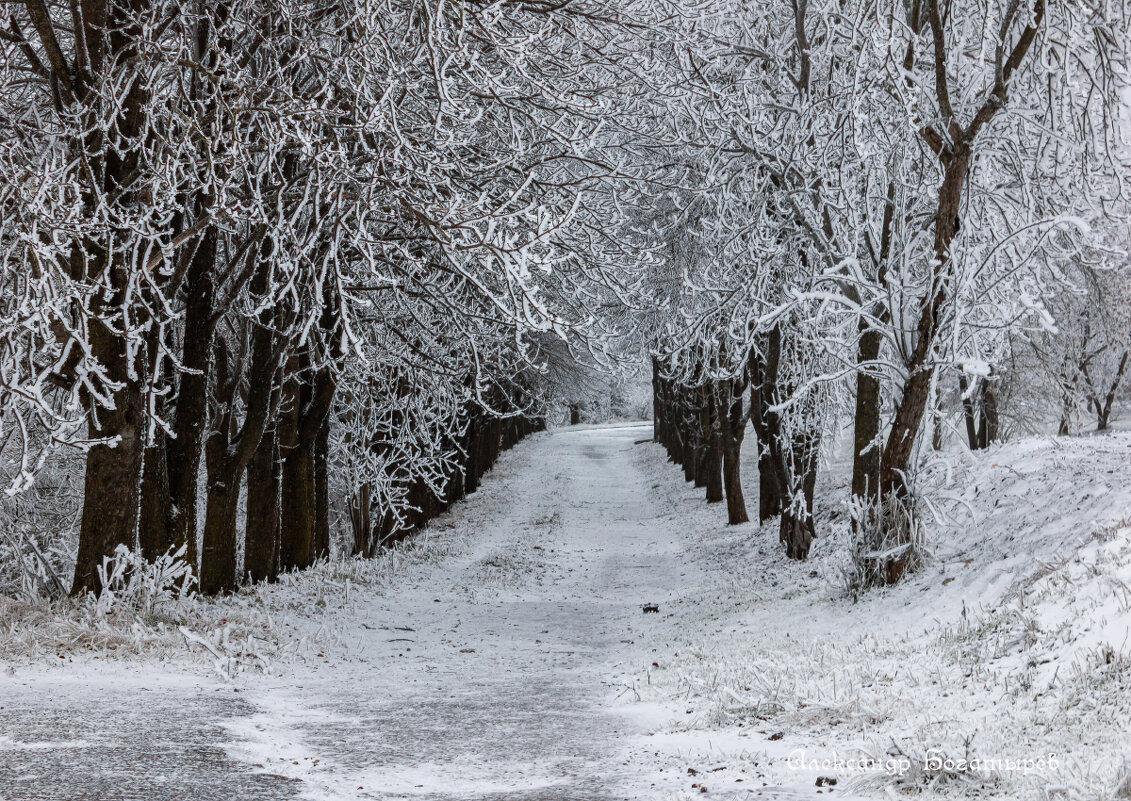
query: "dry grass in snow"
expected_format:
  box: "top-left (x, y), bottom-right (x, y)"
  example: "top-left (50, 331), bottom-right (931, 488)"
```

top-left (617, 432), bottom-right (1131, 801)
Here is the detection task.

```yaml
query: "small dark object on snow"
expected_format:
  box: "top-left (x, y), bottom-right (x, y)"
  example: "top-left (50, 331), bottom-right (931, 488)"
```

top-left (687, 768), bottom-right (698, 776)
top-left (642, 604), bottom-right (660, 613)
top-left (767, 732), bottom-right (784, 741)
top-left (815, 776), bottom-right (838, 787)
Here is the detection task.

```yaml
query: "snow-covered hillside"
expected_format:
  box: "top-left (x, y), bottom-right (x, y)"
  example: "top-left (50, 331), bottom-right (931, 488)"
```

top-left (616, 430), bottom-right (1131, 800)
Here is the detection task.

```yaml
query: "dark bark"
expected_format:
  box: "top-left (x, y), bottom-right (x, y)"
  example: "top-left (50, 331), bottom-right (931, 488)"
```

top-left (1086, 350), bottom-right (1128, 431)
top-left (880, 149), bottom-right (971, 499)
top-left (349, 482), bottom-right (372, 557)
top-left (164, 228), bottom-right (219, 561)
top-left (313, 418), bottom-right (330, 560)
top-left (70, 2), bottom-right (152, 595)
top-left (199, 287), bottom-right (280, 593)
top-left (850, 318), bottom-right (883, 534)
top-left (138, 426), bottom-right (171, 562)
top-left (720, 378), bottom-right (749, 525)
top-left (280, 442), bottom-right (317, 570)
top-left (693, 385), bottom-right (710, 488)
top-left (278, 366), bottom-right (337, 572)
top-left (959, 373), bottom-right (1000, 451)
top-left (244, 421), bottom-right (281, 582)
top-left (199, 343), bottom-right (239, 594)
top-left (880, 0), bottom-right (1043, 500)
top-left (704, 386), bottom-right (724, 503)
top-left (749, 340), bottom-right (783, 524)
top-left (73, 372), bottom-right (146, 594)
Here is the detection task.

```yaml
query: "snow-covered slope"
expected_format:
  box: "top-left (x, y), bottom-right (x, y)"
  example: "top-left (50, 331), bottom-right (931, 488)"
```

top-left (615, 432), bottom-right (1131, 800)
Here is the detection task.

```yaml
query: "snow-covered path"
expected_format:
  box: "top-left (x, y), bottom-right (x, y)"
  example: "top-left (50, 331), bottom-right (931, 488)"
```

top-left (226, 422), bottom-right (692, 800)
top-left (1, 424), bottom-right (702, 800)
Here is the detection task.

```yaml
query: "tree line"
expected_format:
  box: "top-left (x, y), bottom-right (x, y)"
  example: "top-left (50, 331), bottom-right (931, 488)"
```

top-left (0, 0), bottom-right (1128, 598)
top-left (637, 0), bottom-right (1129, 582)
top-left (0, 0), bottom-right (656, 595)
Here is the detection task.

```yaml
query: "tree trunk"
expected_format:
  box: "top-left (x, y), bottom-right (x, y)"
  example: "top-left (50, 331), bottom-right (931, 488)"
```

top-left (164, 228), bottom-right (219, 564)
top-left (199, 343), bottom-right (238, 595)
top-left (245, 424), bottom-right (281, 582)
top-left (313, 418), bottom-right (331, 560)
top-left (349, 483), bottom-right (372, 557)
top-left (138, 426), bottom-right (171, 562)
top-left (693, 385), bottom-right (710, 488)
top-left (199, 283), bottom-right (280, 592)
top-left (750, 340), bottom-right (783, 523)
top-left (280, 441), bottom-right (317, 571)
top-left (278, 367), bottom-right (337, 571)
top-left (72, 328), bottom-right (146, 594)
top-left (681, 390), bottom-right (696, 482)
top-left (70, 15), bottom-right (151, 595)
top-left (720, 377), bottom-right (749, 524)
top-left (704, 385), bottom-right (724, 503)
top-left (880, 150), bottom-right (971, 499)
top-left (199, 470), bottom-right (241, 594)
top-left (850, 325), bottom-right (882, 533)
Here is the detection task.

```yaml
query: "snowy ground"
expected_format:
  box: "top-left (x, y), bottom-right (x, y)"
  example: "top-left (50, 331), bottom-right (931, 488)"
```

top-left (613, 431), bottom-right (1131, 801)
top-left (1, 425), bottom-right (1130, 800)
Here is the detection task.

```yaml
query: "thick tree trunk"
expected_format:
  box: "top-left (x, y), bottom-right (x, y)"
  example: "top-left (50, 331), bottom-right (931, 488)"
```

top-left (780, 427), bottom-right (819, 560)
top-left (164, 229), bottom-right (219, 562)
top-left (749, 342), bottom-right (783, 524)
top-left (693, 386), bottom-right (710, 488)
top-left (681, 391), bottom-right (696, 482)
top-left (780, 508), bottom-right (814, 560)
top-left (959, 374), bottom-right (980, 449)
top-left (199, 470), bottom-right (241, 594)
top-left (278, 366), bottom-right (336, 572)
top-left (245, 425), bottom-right (281, 581)
top-left (199, 286), bottom-right (280, 593)
top-left (960, 374), bottom-right (1000, 451)
top-left (73, 378), bottom-right (145, 594)
top-left (280, 441), bottom-right (317, 571)
top-left (70, 11), bottom-right (151, 595)
top-left (722, 440), bottom-right (746, 523)
top-left (139, 427), bottom-right (171, 562)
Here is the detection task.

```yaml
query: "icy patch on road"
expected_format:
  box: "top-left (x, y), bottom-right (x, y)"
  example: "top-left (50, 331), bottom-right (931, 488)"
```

top-left (0, 735), bottom-right (94, 750)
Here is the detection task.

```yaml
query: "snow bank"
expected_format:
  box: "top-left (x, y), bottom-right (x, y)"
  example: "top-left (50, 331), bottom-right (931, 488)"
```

top-left (617, 432), bottom-right (1131, 800)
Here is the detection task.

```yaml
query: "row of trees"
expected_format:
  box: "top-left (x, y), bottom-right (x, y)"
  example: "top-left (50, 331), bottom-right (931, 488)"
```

top-left (0, 0), bottom-right (1127, 596)
top-left (638, 0), bottom-right (1129, 576)
top-left (0, 0), bottom-right (656, 595)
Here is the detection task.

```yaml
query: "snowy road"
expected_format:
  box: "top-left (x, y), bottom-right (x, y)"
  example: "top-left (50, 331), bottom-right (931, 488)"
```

top-left (1, 424), bottom-right (705, 800)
